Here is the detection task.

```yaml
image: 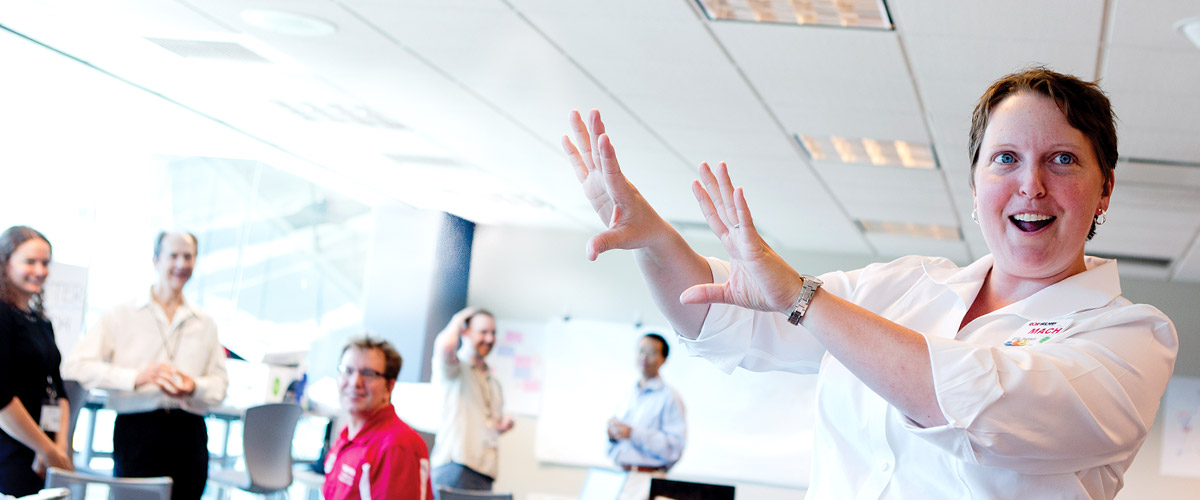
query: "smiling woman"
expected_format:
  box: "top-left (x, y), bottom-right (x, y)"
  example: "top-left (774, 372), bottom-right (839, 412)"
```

top-left (0, 226), bottom-right (74, 496)
top-left (561, 67), bottom-right (1178, 500)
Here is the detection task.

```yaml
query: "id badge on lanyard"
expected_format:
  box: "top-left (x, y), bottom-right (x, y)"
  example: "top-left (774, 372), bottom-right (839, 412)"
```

top-left (39, 376), bottom-right (61, 433)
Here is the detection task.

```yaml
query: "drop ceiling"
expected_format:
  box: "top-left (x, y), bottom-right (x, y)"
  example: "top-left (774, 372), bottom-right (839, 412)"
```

top-left (2, 0), bottom-right (1199, 281)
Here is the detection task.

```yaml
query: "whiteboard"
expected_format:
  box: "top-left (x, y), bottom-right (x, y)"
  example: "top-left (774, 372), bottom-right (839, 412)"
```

top-left (487, 319), bottom-right (547, 417)
top-left (1160, 376), bottom-right (1200, 478)
top-left (534, 318), bottom-right (816, 489)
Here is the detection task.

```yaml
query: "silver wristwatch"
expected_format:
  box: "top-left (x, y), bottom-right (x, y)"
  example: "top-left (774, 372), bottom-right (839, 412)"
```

top-left (786, 275), bottom-right (823, 325)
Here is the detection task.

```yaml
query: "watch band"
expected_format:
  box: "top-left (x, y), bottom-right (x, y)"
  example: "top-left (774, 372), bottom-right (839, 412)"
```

top-left (786, 275), bottom-right (823, 325)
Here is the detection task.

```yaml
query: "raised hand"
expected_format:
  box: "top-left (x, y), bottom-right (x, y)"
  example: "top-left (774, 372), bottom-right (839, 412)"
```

top-left (680, 162), bottom-right (803, 314)
top-left (448, 307), bottom-right (478, 335)
top-left (562, 109), bottom-right (672, 261)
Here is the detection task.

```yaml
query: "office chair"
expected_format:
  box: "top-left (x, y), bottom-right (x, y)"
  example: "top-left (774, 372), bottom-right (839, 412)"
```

top-left (208, 403), bottom-right (303, 500)
top-left (416, 429), bottom-right (436, 454)
top-left (60, 380), bottom-right (87, 455)
top-left (44, 467), bottom-right (172, 500)
top-left (16, 488), bottom-right (69, 499)
top-left (436, 487), bottom-right (514, 500)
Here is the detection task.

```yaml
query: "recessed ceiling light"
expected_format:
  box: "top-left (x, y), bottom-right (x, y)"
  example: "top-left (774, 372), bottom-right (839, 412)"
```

top-left (241, 9), bottom-right (338, 37)
top-left (797, 134), bottom-right (937, 169)
top-left (858, 220), bottom-right (960, 240)
top-left (695, 0), bottom-right (892, 29)
top-left (1176, 18), bottom-right (1200, 50)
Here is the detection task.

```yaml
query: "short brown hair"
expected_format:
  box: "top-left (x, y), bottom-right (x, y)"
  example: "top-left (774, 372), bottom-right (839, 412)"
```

top-left (464, 309), bottom-right (494, 328)
top-left (154, 231), bottom-right (199, 260)
top-left (0, 226), bottom-right (51, 314)
top-left (968, 67), bottom-right (1117, 240)
top-left (341, 336), bottom-right (402, 380)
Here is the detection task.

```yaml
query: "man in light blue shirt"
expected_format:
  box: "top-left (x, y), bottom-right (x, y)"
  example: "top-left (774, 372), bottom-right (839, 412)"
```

top-left (606, 333), bottom-right (686, 472)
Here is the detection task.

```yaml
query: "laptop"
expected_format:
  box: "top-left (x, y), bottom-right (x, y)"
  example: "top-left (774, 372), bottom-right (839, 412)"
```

top-left (648, 477), bottom-right (735, 500)
top-left (578, 467), bottom-right (628, 500)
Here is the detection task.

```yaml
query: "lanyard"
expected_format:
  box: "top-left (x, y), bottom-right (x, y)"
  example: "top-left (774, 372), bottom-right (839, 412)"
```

top-left (472, 366), bottom-right (500, 420)
top-left (155, 310), bottom-right (186, 364)
top-left (44, 376), bottom-right (57, 402)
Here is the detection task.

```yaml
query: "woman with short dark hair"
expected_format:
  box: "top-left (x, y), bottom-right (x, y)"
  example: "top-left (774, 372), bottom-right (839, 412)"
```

top-left (562, 68), bottom-right (1177, 499)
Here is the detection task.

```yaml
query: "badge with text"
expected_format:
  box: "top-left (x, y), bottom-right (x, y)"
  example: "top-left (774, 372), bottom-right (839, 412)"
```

top-left (1004, 319), bottom-right (1074, 346)
top-left (39, 404), bottom-right (61, 433)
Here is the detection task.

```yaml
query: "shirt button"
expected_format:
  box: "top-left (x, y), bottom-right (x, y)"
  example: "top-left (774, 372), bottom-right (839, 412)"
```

top-left (880, 461), bottom-right (892, 472)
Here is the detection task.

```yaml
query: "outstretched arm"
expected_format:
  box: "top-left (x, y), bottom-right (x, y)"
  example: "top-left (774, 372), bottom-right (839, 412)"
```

top-left (562, 110), bottom-right (713, 336)
top-left (564, 109), bottom-right (942, 426)
top-left (683, 162), bottom-right (943, 426)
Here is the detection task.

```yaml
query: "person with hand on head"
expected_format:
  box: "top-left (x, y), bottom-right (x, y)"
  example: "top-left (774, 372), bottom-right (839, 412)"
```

top-left (561, 67), bottom-right (1177, 499)
top-left (63, 231), bottom-right (227, 500)
top-left (0, 226), bottom-right (73, 497)
top-left (429, 307), bottom-right (513, 494)
top-left (607, 333), bottom-right (685, 477)
top-left (323, 336), bottom-right (432, 500)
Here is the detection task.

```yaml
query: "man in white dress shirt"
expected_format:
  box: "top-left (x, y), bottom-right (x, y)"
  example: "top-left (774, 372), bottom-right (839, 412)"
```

top-left (64, 231), bottom-right (227, 500)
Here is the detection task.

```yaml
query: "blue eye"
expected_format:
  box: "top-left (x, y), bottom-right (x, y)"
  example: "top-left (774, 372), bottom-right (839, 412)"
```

top-left (995, 153), bottom-right (1015, 164)
top-left (1054, 153), bottom-right (1075, 164)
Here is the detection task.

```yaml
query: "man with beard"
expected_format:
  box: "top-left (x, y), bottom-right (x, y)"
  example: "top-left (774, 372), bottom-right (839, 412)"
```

top-left (430, 308), bottom-right (513, 493)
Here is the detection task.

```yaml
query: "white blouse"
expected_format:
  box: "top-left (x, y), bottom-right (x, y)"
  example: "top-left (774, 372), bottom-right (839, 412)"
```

top-left (684, 254), bottom-right (1177, 499)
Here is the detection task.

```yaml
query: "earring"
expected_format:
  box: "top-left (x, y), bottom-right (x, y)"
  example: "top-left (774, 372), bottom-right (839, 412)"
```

top-left (971, 208), bottom-right (979, 224)
top-left (1094, 209), bottom-right (1107, 226)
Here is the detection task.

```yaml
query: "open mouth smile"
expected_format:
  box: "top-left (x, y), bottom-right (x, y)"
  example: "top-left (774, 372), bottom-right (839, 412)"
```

top-left (1010, 213), bottom-right (1055, 232)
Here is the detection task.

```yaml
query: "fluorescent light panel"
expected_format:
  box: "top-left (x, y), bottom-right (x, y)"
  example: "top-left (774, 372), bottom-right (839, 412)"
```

top-left (858, 220), bottom-right (961, 240)
top-left (798, 134), bottom-right (936, 169)
top-left (273, 101), bottom-right (405, 129)
top-left (695, 0), bottom-right (892, 29)
top-left (145, 38), bottom-right (272, 63)
top-left (1086, 252), bottom-right (1171, 269)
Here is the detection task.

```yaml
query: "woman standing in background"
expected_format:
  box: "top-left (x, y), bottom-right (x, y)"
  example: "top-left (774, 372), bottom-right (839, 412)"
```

top-left (0, 226), bottom-right (73, 496)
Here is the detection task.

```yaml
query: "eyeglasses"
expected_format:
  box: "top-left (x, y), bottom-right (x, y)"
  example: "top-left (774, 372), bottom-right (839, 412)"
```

top-left (337, 365), bottom-right (386, 381)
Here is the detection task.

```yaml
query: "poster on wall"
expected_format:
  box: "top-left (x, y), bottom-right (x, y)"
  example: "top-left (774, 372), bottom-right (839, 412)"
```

top-left (1161, 376), bottom-right (1200, 478)
top-left (535, 317), bottom-right (816, 489)
top-left (486, 318), bottom-right (548, 417)
top-left (43, 261), bottom-right (88, 358)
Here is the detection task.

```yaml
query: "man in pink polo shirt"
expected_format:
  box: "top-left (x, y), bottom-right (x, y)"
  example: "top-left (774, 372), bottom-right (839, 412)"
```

top-left (324, 337), bottom-right (432, 500)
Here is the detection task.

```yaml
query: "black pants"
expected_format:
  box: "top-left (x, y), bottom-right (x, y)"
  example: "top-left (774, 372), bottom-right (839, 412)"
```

top-left (432, 462), bottom-right (494, 495)
top-left (113, 410), bottom-right (208, 500)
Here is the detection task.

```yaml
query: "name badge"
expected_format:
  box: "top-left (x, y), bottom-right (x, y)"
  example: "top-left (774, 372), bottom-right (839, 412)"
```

top-left (1004, 319), bottom-right (1073, 346)
top-left (39, 404), bottom-right (61, 433)
top-left (337, 463), bottom-right (355, 485)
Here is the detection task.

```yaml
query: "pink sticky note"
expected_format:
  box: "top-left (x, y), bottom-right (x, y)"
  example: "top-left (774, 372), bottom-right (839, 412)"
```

top-left (504, 330), bottom-right (524, 343)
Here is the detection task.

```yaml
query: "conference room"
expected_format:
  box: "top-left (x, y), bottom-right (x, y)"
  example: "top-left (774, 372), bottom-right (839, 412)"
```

top-left (2, 0), bottom-right (1200, 499)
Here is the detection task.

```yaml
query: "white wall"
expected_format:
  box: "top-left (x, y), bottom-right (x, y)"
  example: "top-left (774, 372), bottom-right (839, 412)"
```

top-left (467, 224), bottom-right (1200, 499)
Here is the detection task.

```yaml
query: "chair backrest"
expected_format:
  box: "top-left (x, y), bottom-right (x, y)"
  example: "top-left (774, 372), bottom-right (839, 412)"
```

top-left (242, 403), bottom-right (303, 491)
top-left (437, 487), bottom-right (514, 500)
top-left (45, 467), bottom-right (172, 500)
top-left (61, 380), bottom-right (87, 452)
top-left (416, 429), bottom-right (436, 455)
